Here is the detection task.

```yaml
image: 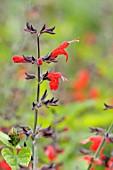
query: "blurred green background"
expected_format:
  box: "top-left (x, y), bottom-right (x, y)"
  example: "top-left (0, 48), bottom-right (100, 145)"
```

top-left (1, 0), bottom-right (113, 169)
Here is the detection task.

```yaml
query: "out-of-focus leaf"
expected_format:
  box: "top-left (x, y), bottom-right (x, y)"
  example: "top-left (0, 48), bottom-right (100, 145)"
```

top-left (1, 148), bottom-right (17, 170)
top-left (0, 131), bottom-right (13, 148)
top-left (17, 147), bottom-right (32, 166)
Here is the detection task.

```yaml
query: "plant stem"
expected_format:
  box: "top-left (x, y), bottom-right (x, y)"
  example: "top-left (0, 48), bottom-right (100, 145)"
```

top-left (87, 122), bottom-right (113, 170)
top-left (32, 35), bottom-right (41, 170)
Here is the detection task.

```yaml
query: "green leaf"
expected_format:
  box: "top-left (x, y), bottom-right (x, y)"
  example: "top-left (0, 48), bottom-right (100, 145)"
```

top-left (0, 131), bottom-right (13, 148)
top-left (1, 148), bottom-right (17, 170)
top-left (17, 147), bottom-right (32, 166)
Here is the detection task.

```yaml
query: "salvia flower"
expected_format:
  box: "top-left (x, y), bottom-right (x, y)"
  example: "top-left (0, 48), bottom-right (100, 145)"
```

top-left (106, 157), bottom-right (113, 169)
top-left (12, 56), bottom-right (26, 63)
top-left (37, 58), bottom-right (43, 65)
top-left (45, 145), bottom-right (57, 162)
top-left (12, 55), bottom-right (37, 64)
top-left (43, 72), bottom-right (67, 90)
top-left (89, 87), bottom-right (100, 99)
top-left (0, 160), bottom-right (11, 170)
top-left (83, 155), bottom-right (102, 170)
top-left (45, 145), bottom-right (64, 162)
top-left (73, 70), bottom-right (90, 91)
top-left (50, 39), bottom-right (79, 62)
top-left (81, 136), bottom-right (105, 152)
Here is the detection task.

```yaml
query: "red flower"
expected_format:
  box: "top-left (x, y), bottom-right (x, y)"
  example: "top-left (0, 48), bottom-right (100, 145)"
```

top-left (106, 157), bottom-right (113, 170)
top-left (12, 56), bottom-right (26, 63)
top-left (45, 145), bottom-right (57, 162)
top-left (0, 160), bottom-right (11, 170)
top-left (90, 136), bottom-right (104, 152)
top-left (83, 155), bottom-right (102, 170)
top-left (45, 145), bottom-right (64, 162)
top-left (50, 39), bottom-right (79, 62)
top-left (73, 70), bottom-right (90, 91)
top-left (46, 72), bottom-right (67, 90)
top-left (89, 87), bottom-right (100, 99)
top-left (37, 58), bottom-right (43, 65)
top-left (73, 91), bottom-right (86, 101)
top-left (81, 136), bottom-right (104, 152)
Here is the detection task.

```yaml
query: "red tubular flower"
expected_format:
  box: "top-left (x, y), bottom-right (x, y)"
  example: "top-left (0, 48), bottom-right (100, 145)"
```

top-left (73, 70), bottom-right (90, 91)
top-left (106, 157), bottom-right (113, 169)
top-left (45, 145), bottom-right (57, 162)
top-left (46, 72), bottom-right (67, 90)
top-left (89, 87), bottom-right (100, 99)
top-left (81, 136), bottom-right (104, 152)
top-left (73, 91), bottom-right (86, 101)
top-left (83, 155), bottom-right (102, 170)
top-left (0, 160), bottom-right (11, 170)
top-left (37, 58), bottom-right (43, 65)
top-left (90, 136), bottom-right (104, 152)
top-left (50, 39), bottom-right (79, 62)
top-left (12, 56), bottom-right (26, 63)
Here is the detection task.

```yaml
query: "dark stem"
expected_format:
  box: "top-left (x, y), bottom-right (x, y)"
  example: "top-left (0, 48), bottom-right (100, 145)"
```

top-left (32, 35), bottom-right (41, 170)
top-left (87, 122), bottom-right (113, 170)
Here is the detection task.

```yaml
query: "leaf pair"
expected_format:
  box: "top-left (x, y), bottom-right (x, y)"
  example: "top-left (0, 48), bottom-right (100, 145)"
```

top-left (0, 131), bottom-right (31, 169)
top-left (1, 147), bottom-right (31, 170)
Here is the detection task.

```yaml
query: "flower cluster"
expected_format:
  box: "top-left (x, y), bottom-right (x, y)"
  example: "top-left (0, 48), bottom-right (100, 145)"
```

top-left (43, 112), bottom-right (70, 168)
top-left (80, 127), bottom-right (113, 170)
top-left (12, 41), bottom-right (78, 91)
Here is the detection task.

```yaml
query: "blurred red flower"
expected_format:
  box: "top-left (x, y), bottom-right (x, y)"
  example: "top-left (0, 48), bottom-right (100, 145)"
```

top-left (0, 160), bottom-right (11, 170)
top-left (45, 145), bottom-right (57, 162)
top-left (89, 87), bottom-right (100, 99)
top-left (83, 155), bottom-right (102, 170)
top-left (81, 136), bottom-right (104, 152)
top-left (37, 58), bottom-right (43, 65)
top-left (73, 91), bottom-right (86, 101)
top-left (47, 72), bottom-right (67, 90)
top-left (50, 39), bottom-right (79, 62)
top-left (106, 157), bottom-right (113, 170)
top-left (73, 70), bottom-right (90, 91)
top-left (12, 56), bottom-right (26, 63)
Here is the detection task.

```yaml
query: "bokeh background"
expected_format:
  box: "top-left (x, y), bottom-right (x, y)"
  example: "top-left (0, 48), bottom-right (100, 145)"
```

top-left (1, 0), bottom-right (113, 169)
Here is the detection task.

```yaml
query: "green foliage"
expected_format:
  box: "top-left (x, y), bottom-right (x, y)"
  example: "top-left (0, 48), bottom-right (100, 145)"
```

top-left (1, 147), bottom-right (32, 169)
top-left (17, 147), bottom-right (32, 166)
top-left (0, 131), bottom-right (13, 148)
top-left (0, 130), bottom-right (31, 168)
top-left (1, 148), bottom-right (17, 170)
top-left (8, 127), bottom-right (20, 147)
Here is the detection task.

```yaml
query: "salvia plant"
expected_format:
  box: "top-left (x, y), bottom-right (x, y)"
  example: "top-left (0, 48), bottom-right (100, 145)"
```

top-left (0, 22), bottom-right (79, 170)
top-left (1, 22), bottom-right (113, 170)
